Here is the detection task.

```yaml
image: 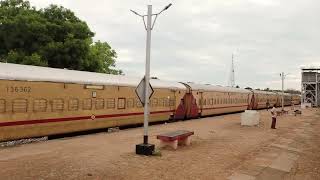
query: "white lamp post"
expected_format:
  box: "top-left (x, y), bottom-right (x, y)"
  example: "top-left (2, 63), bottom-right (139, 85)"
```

top-left (132, 3), bottom-right (172, 155)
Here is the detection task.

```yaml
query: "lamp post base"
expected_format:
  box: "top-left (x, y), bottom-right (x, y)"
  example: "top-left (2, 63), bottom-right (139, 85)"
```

top-left (136, 143), bottom-right (155, 156)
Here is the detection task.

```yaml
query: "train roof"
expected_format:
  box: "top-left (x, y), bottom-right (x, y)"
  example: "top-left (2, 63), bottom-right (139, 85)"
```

top-left (186, 83), bottom-right (250, 93)
top-left (0, 63), bottom-right (186, 90)
top-left (252, 90), bottom-right (277, 95)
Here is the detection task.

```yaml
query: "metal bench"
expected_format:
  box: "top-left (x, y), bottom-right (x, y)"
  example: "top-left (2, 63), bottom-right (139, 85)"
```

top-left (157, 130), bottom-right (194, 150)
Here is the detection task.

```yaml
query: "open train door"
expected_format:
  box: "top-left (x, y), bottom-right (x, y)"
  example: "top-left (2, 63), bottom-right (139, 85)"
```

top-left (174, 83), bottom-right (199, 120)
top-left (248, 90), bottom-right (256, 110)
top-left (198, 91), bottom-right (203, 117)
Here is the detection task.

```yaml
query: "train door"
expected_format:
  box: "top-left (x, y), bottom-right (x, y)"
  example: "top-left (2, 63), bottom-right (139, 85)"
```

top-left (169, 89), bottom-right (177, 120)
top-left (248, 91), bottom-right (255, 110)
top-left (198, 91), bottom-right (203, 116)
top-left (174, 84), bottom-right (199, 120)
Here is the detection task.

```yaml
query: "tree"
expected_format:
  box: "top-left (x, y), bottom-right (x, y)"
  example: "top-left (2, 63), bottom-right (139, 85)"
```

top-left (0, 0), bottom-right (122, 74)
top-left (84, 41), bottom-right (122, 75)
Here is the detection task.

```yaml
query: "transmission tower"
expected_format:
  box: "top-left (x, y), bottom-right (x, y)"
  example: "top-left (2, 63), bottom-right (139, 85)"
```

top-left (229, 53), bottom-right (235, 87)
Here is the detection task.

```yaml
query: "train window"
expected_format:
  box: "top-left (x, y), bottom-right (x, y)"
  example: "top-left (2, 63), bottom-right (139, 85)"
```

top-left (52, 99), bottom-right (64, 112)
top-left (169, 99), bottom-right (175, 106)
top-left (163, 98), bottom-right (169, 107)
top-left (12, 99), bottom-right (28, 113)
top-left (106, 98), bottom-right (115, 109)
top-left (69, 99), bottom-right (79, 111)
top-left (33, 99), bottom-right (47, 112)
top-left (83, 99), bottom-right (92, 110)
top-left (136, 99), bottom-right (143, 108)
top-left (209, 99), bottom-right (213, 105)
top-left (127, 98), bottom-right (134, 108)
top-left (0, 99), bottom-right (6, 113)
top-left (117, 98), bottom-right (126, 109)
top-left (95, 98), bottom-right (105, 110)
top-left (159, 98), bottom-right (164, 107)
top-left (151, 98), bottom-right (158, 107)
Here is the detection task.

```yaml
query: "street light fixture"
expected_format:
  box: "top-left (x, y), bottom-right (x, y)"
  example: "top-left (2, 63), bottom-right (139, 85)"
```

top-left (132, 3), bottom-right (172, 156)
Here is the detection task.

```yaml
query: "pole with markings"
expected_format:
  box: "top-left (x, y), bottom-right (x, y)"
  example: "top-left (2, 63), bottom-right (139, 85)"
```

top-left (143, 5), bottom-right (152, 144)
top-left (131, 3), bottom-right (172, 155)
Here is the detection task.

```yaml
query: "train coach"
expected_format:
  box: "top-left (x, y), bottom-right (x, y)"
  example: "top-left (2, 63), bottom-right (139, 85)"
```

top-left (0, 63), bottom-right (300, 142)
top-left (0, 63), bottom-right (187, 142)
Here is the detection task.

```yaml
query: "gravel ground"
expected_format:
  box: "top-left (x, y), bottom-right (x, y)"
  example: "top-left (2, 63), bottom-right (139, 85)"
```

top-left (0, 107), bottom-right (319, 180)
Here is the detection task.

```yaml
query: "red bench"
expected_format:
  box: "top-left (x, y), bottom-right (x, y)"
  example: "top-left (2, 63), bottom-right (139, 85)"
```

top-left (157, 130), bottom-right (194, 150)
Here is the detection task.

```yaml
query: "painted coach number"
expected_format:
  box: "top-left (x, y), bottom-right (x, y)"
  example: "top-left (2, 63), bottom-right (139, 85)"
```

top-left (6, 86), bottom-right (31, 93)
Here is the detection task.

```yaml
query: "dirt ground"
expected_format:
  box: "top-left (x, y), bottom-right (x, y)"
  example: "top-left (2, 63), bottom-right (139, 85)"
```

top-left (0, 107), bottom-right (320, 180)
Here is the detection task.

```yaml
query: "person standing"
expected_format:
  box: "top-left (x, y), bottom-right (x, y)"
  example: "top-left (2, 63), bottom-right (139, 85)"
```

top-left (270, 104), bottom-right (277, 129)
top-left (266, 100), bottom-right (270, 111)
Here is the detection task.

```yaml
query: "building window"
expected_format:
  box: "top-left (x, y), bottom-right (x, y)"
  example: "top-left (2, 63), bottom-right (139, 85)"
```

top-left (0, 99), bottom-right (6, 113)
top-left (12, 99), bottom-right (28, 113)
top-left (118, 98), bottom-right (126, 109)
top-left (33, 99), bottom-right (47, 112)
top-left (95, 98), bottom-right (105, 110)
top-left (52, 99), bottom-right (64, 112)
top-left (83, 99), bottom-right (92, 110)
top-left (69, 99), bottom-right (79, 111)
top-left (106, 98), bottom-right (116, 109)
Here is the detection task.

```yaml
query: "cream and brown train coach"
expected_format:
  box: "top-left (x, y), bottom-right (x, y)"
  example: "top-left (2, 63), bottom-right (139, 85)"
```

top-left (0, 63), bottom-right (186, 142)
top-left (0, 63), bottom-right (300, 142)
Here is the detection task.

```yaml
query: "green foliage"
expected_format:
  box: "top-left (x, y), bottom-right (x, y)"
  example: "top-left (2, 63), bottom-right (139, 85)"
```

top-left (85, 41), bottom-right (123, 75)
top-left (0, 0), bottom-right (121, 74)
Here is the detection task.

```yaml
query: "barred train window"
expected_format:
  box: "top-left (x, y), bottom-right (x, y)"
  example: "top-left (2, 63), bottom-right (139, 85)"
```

top-left (0, 99), bottom-right (6, 113)
top-left (33, 99), bottom-right (47, 112)
top-left (151, 98), bottom-right (158, 107)
top-left (164, 99), bottom-right (169, 107)
top-left (95, 98), bottom-right (104, 110)
top-left (136, 98), bottom-right (143, 108)
top-left (52, 99), bottom-right (64, 112)
top-left (69, 99), bottom-right (79, 111)
top-left (83, 99), bottom-right (92, 110)
top-left (13, 99), bottom-right (28, 113)
top-left (127, 98), bottom-right (134, 108)
top-left (159, 98), bottom-right (164, 107)
top-left (118, 98), bottom-right (126, 109)
top-left (169, 99), bottom-right (175, 106)
top-left (209, 99), bottom-right (213, 105)
top-left (106, 98), bottom-right (115, 109)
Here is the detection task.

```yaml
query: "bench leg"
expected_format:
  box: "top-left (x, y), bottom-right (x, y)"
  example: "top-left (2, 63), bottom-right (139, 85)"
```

top-left (178, 136), bottom-right (191, 146)
top-left (160, 140), bottom-right (178, 150)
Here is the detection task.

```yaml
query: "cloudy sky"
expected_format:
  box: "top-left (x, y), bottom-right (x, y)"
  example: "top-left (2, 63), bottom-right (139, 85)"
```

top-left (29, 0), bottom-right (320, 90)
